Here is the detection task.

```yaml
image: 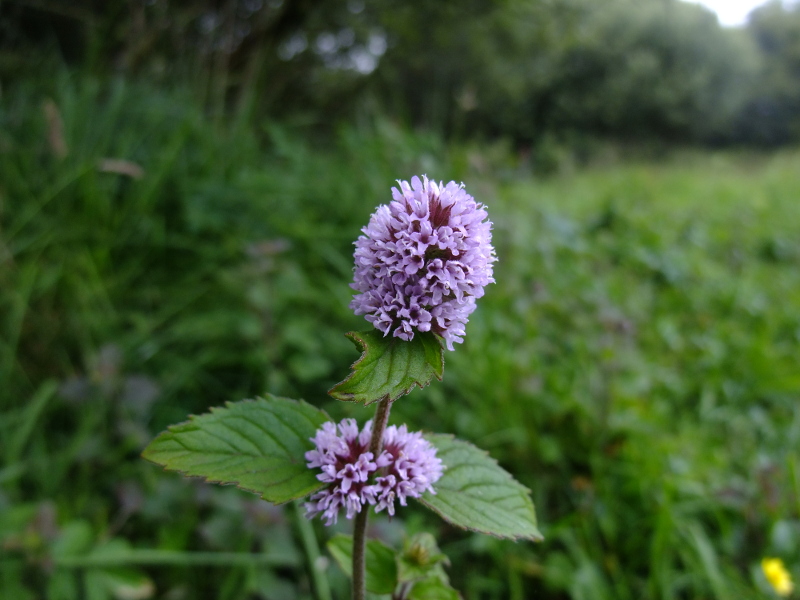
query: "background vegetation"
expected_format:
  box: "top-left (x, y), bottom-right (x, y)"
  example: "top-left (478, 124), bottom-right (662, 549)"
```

top-left (2, 1), bottom-right (800, 599)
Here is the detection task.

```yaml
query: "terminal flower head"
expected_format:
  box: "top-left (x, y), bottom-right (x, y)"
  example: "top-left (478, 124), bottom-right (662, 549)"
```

top-left (304, 418), bottom-right (443, 525)
top-left (763, 558), bottom-right (794, 597)
top-left (350, 176), bottom-right (495, 350)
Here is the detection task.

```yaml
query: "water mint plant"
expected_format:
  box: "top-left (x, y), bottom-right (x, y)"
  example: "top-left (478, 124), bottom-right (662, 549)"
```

top-left (143, 177), bottom-right (540, 600)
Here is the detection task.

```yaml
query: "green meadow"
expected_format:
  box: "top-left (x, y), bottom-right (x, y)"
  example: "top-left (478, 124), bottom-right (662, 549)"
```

top-left (2, 76), bottom-right (800, 599)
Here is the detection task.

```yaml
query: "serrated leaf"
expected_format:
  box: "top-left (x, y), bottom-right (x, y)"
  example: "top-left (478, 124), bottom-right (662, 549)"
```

top-left (327, 533), bottom-right (398, 595)
top-left (419, 434), bottom-right (543, 542)
top-left (329, 330), bottom-right (444, 405)
top-left (142, 395), bottom-right (329, 504)
top-left (408, 576), bottom-right (462, 600)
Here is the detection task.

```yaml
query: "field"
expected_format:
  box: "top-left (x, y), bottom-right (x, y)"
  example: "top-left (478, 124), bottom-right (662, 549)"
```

top-left (2, 75), bottom-right (800, 599)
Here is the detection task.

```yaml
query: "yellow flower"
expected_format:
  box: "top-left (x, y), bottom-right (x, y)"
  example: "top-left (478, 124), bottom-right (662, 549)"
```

top-left (763, 558), bottom-right (794, 597)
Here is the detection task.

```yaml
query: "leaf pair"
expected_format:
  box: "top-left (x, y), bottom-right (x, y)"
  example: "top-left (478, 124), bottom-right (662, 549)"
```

top-left (142, 395), bottom-right (542, 542)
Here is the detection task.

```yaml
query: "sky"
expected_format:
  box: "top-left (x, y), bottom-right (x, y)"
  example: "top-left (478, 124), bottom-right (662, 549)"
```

top-left (685, 0), bottom-right (771, 26)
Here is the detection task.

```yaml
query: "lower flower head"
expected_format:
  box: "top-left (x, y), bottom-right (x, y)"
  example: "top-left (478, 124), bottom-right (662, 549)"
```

top-left (304, 419), bottom-right (444, 525)
top-left (763, 558), bottom-right (794, 597)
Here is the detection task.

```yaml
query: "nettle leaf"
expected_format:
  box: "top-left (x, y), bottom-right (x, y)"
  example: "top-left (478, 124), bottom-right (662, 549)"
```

top-left (142, 395), bottom-right (329, 504)
top-left (327, 534), bottom-right (398, 595)
top-left (420, 434), bottom-right (543, 542)
top-left (328, 330), bottom-right (444, 405)
top-left (408, 576), bottom-right (462, 600)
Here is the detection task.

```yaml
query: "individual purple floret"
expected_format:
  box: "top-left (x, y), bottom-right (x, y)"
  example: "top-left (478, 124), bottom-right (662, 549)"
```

top-left (350, 175), bottom-right (495, 350)
top-left (304, 419), bottom-right (443, 525)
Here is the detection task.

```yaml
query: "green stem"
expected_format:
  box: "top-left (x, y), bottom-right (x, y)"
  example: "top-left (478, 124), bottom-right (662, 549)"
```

top-left (351, 503), bottom-right (370, 600)
top-left (295, 500), bottom-right (333, 600)
top-left (352, 395), bottom-right (394, 600)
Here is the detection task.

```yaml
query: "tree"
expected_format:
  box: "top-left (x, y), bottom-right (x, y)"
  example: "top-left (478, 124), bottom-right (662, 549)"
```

top-left (739, 0), bottom-right (800, 144)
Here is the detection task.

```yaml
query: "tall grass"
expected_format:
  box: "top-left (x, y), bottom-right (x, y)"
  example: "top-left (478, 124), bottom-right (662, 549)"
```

top-left (414, 152), bottom-right (800, 598)
top-left (2, 72), bottom-right (799, 599)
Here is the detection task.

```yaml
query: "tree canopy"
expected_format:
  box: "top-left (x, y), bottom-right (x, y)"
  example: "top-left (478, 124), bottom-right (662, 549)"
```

top-left (2, 0), bottom-right (798, 146)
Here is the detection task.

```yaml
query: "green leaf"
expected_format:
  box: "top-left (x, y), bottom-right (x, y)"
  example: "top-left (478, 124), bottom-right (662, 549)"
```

top-left (407, 576), bottom-right (462, 600)
top-left (327, 533), bottom-right (398, 595)
top-left (51, 520), bottom-right (94, 559)
top-left (85, 568), bottom-right (155, 600)
top-left (142, 395), bottom-right (329, 504)
top-left (328, 330), bottom-right (444, 405)
top-left (419, 435), bottom-right (543, 542)
top-left (47, 570), bottom-right (79, 600)
top-left (397, 533), bottom-right (449, 584)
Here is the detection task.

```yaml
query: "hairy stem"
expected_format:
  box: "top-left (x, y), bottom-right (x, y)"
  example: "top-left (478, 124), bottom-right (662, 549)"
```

top-left (352, 395), bottom-right (393, 600)
top-left (368, 395), bottom-right (394, 457)
top-left (351, 504), bottom-right (369, 600)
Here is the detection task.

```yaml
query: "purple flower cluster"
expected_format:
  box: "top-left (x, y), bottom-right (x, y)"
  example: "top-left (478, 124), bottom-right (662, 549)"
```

top-left (304, 419), bottom-right (444, 526)
top-left (350, 176), bottom-right (495, 350)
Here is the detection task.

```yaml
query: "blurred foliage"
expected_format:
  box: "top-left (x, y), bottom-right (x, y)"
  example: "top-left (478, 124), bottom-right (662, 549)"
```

top-left (3, 1), bottom-right (800, 598)
top-left (2, 0), bottom-right (800, 146)
top-left (736, 0), bottom-right (800, 145)
top-left (464, 0), bottom-right (759, 144)
top-left (2, 71), bottom-right (800, 599)
top-left (0, 73), bottom-right (450, 599)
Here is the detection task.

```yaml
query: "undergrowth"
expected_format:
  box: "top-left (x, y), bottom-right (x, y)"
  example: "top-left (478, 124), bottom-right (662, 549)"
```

top-left (1, 73), bottom-right (799, 600)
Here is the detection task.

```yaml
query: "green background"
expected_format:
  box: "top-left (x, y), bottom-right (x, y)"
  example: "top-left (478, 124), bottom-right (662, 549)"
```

top-left (2, 1), bottom-right (800, 598)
